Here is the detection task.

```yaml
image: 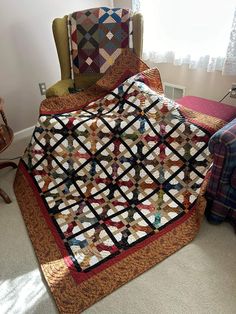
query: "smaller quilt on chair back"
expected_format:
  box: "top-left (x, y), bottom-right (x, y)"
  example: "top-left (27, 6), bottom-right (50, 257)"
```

top-left (68, 7), bottom-right (133, 89)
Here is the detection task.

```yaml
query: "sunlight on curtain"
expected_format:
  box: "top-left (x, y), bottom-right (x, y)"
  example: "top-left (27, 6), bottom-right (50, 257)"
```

top-left (134, 0), bottom-right (236, 75)
top-left (223, 7), bottom-right (236, 75)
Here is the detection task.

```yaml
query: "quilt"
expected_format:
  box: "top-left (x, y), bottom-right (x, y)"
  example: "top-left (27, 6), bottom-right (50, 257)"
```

top-left (68, 7), bottom-right (132, 76)
top-left (14, 58), bottom-right (227, 313)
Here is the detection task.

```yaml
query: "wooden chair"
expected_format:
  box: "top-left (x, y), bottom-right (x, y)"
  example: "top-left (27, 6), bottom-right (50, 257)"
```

top-left (0, 98), bottom-right (17, 203)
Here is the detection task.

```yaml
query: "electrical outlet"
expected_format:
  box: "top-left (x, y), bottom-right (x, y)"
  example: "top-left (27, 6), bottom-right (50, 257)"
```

top-left (39, 82), bottom-right (47, 95)
top-left (230, 83), bottom-right (236, 98)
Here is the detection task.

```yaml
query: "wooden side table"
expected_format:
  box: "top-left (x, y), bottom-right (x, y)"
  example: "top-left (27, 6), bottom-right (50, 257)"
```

top-left (0, 98), bottom-right (17, 203)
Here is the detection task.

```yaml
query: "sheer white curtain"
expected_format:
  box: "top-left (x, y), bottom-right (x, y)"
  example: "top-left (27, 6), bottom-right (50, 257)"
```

top-left (223, 7), bottom-right (236, 75)
top-left (133, 0), bottom-right (236, 75)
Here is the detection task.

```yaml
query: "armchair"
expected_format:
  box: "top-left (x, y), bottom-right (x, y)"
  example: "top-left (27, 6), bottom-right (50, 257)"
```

top-left (46, 7), bottom-right (143, 98)
top-left (176, 96), bottom-right (236, 231)
top-left (205, 118), bottom-right (236, 231)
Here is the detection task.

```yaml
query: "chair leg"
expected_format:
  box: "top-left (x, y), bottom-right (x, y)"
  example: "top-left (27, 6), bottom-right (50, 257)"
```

top-left (0, 161), bottom-right (17, 170)
top-left (0, 187), bottom-right (11, 203)
top-left (0, 161), bottom-right (17, 204)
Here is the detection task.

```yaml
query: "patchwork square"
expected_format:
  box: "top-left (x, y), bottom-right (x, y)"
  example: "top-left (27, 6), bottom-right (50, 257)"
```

top-left (67, 224), bottom-right (119, 270)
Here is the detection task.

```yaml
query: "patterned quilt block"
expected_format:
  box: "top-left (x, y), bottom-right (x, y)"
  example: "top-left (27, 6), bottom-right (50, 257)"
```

top-left (23, 73), bottom-right (211, 272)
top-left (68, 7), bottom-right (133, 76)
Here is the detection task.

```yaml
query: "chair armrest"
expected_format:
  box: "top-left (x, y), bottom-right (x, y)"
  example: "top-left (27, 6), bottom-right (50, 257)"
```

top-left (209, 118), bottom-right (236, 152)
top-left (46, 79), bottom-right (74, 98)
top-left (231, 168), bottom-right (236, 189)
top-left (206, 118), bottom-right (236, 223)
top-left (207, 118), bottom-right (236, 197)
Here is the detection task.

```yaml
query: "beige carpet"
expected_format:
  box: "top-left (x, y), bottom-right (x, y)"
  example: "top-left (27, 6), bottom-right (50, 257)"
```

top-left (0, 135), bottom-right (236, 314)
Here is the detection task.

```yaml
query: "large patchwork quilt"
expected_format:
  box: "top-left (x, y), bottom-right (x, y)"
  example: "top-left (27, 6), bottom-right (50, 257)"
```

top-left (14, 63), bottom-right (227, 313)
top-left (25, 73), bottom-right (211, 269)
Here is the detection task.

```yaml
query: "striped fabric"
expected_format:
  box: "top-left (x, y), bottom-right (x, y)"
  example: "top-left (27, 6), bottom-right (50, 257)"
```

top-left (206, 118), bottom-right (236, 229)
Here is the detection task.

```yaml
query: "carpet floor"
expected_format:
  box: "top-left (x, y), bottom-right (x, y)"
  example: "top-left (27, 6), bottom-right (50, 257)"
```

top-left (0, 135), bottom-right (236, 314)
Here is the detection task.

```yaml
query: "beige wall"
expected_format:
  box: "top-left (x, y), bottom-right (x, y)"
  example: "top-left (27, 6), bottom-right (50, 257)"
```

top-left (0, 0), bottom-right (113, 132)
top-left (148, 62), bottom-right (236, 106)
top-left (113, 0), bottom-right (132, 9)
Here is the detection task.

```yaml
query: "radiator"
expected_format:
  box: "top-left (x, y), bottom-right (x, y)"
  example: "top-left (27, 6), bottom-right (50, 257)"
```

top-left (163, 82), bottom-right (185, 100)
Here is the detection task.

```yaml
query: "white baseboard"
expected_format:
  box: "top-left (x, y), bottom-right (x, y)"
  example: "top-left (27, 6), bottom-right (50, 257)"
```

top-left (14, 126), bottom-right (34, 142)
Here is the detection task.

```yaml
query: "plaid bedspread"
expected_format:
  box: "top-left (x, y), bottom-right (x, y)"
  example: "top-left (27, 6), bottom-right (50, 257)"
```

top-left (22, 71), bottom-right (212, 271)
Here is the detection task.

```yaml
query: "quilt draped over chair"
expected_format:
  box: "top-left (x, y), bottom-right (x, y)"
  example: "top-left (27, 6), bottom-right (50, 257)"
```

top-left (14, 51), bottom-right (228, 313)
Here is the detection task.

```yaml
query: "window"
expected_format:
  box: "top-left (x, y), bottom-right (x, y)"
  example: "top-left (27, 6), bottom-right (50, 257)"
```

top-left (133, 0), bottom-right (236, 75)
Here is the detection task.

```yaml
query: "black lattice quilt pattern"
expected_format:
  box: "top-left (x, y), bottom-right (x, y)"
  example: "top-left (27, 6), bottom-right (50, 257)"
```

top-left (24, 77), bottom-right (211, 272)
